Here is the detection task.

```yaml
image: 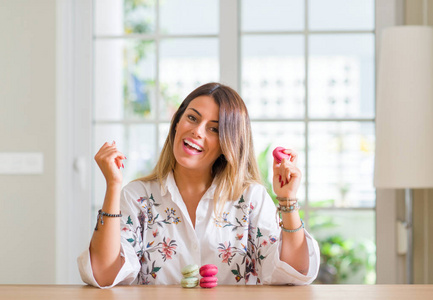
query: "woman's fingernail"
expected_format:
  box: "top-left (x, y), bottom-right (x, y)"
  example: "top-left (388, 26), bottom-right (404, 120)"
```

top-left (278, 175), bottom-right (281, 182)
top-left (122, 163), bottom-right (124, 168)
top-left (280, 181), bottom-right (284, 188)
top-left (285, 179), bottom-right (289, 184)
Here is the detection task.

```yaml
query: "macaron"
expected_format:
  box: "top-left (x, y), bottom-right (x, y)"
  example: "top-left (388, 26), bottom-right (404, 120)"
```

top-left (181, 264), bottom-right (199, 278)
top-left (199, 264), bottom-right (218, 277)
top-left (200, 276), bottom-right (218, 288)
top-left (181, 277), bottom-right (199, 288)
top-left (272, 147), bottom-right (291, 164)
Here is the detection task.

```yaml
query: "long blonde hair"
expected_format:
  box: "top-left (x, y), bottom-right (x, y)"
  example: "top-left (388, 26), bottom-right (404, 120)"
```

top-left (137, 82), bottom-right (261, 215)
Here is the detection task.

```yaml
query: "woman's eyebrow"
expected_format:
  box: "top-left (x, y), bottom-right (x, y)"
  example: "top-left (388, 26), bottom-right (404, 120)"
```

top-left (187, 108), bottom-right (219, 123)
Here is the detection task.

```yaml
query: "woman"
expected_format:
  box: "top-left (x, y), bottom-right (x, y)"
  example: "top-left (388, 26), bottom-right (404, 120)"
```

top-left (78, 82), bottom-right (320, 288)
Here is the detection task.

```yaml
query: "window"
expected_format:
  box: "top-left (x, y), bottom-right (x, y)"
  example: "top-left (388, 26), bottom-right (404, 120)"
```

top-left (92, 0), bottom-right (219, 209)
top-left (90, 0), bottom-right (376, 284)
top-left (241, 0), bottom-right (376, 284)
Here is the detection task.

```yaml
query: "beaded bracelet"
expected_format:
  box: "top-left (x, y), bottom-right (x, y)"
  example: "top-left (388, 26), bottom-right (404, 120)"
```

top-left (276, 197), bottom-right (298, 207)
top-left (280, 219), bottom-right (304, 233)
top-left (94, 209), bottom-right (122, 230)
top-left (275, 203), bottom-right (301, 229)
top-left (278, 202), bottom-right (300, 213)
top-left (276, 197), bottom-right (298, 203)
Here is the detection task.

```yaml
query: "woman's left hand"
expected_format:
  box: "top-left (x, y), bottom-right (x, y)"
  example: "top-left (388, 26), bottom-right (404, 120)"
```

top-left (272, 148), bottom-right (302, 198)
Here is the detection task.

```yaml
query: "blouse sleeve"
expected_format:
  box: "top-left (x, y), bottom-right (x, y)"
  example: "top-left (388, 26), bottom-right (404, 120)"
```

top-left (77, 182), bottom-right (145, 288)
top-left (247, 185), bottom-right (320, 285)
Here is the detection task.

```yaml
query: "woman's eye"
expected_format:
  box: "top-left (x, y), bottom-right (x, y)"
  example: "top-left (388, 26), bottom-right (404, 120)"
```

top-left (187, 115), bottom-right (196, 122)
top-left (210, 127), bottom-right (219, 133)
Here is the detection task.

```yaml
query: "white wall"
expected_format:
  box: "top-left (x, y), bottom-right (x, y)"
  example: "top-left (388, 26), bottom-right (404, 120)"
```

top-left (0, 0), bottom-right (56, 284)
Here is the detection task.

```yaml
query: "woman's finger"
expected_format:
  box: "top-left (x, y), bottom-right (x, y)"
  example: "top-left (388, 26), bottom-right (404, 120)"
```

top-left (282, 149), bottom-right (298, 164)
top-left (96, 150), bottom-right (121, 165)
top-left (282, 159), bottom-right (301, 185)
top-left (114, 157), bottom-right (126, 169)
top-left (95, 145), bottom-right (126, 169)
top-left (281, 159), bottom-right (290, 185)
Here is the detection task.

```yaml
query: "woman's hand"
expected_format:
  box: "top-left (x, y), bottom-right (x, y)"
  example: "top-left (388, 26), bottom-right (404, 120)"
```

top-left (94, 141), bottom-right (126, 186)
top-left (272, 148), bottom-right (302, 198)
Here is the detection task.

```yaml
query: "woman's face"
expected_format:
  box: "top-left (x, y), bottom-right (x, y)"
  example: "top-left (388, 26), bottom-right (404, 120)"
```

top-left (173, 95), bottom-right (222, 174)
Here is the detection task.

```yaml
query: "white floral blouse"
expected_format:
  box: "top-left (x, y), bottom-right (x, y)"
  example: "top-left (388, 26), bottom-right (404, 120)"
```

top-left (78, 171), bottom-right (320, 288)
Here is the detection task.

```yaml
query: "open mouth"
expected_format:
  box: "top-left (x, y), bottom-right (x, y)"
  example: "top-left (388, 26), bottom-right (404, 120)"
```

top-left (183, 139), bottom-right (203, 153)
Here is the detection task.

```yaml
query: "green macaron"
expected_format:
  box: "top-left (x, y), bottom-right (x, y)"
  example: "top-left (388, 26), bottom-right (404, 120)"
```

top-left (181, 264), bottom-right (199, 278)
top-left (181, 277), bottom-right (199, 288)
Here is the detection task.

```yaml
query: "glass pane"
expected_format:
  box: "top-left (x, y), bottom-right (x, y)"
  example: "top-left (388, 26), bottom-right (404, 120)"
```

top-left (159, 38), bottom-right (219, 120)
top-left (309, 0), bottom-right (374, 31)
top-left (94, 0), bottom-right (156, 35)
top-left (93, 124), bottom-right (156, 210)
top-left (241, 0), bottom-right (304, 32)
top-left (160, 0), bottom-right (218, 35)
top-left (158, 123), bottom-right (171, 152)
top-left (308, 34), bottom-right (375, 118)
top-left (242, 35), bottom-right (305, 119)
top-left (252, 122), bottom-right (306, 205)
top-left (94, 39), bottom-right (157, 121)
top-left (309, 209), bottom-right (376, 284)
top-left (308, 122), bottom-right (375, 208)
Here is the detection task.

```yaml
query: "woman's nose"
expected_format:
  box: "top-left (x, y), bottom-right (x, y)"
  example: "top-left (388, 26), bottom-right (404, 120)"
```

top-left (191, 123), bottom-right (205, 138)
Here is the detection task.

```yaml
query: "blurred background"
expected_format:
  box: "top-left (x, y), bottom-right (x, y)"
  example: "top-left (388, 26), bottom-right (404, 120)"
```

top-left (0, 0), bottom-right (432, 285)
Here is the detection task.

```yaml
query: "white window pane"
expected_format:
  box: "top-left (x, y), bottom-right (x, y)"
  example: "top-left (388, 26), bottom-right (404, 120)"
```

top-left (308, 122), bottom-right (375, 208)
top-left (94, 39), bottom-right (157, 121)
top-left (160, 0), bottom-right (218, 35)
top-left (94, 0), bottom-right (156, 35)
top-left (309, 0), bottom-right (374, 31)
top-left (241, 0), bottom-right (304, 32)
top-left (159, 38), bottom-right (219, 119)
top-left (159, 123), bottom-right (170, 151)
top-left (252, 122), bottom-right (306, 204)
top-left (242, 35), bottom-right (305, 119)
top-left (310, 209), bottom-right (376, 284)
top-left (308, 34), bottom-right (375, 119)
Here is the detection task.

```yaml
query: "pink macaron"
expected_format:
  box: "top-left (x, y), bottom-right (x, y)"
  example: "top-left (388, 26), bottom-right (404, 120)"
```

top-left (199, 264), bottom-right (218, 277)
top-left (199, 276), bottom-right (218, 288)
top-left (272, 147), bottom-right (291, 163)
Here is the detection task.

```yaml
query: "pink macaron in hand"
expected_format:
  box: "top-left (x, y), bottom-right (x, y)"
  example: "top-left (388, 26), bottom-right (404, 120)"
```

top-left (272, 147), bottom-right (291, 164)
top-left (200, 276), bottom-right (218, 288)
top-left (199, 264), bottom-right (218, 277)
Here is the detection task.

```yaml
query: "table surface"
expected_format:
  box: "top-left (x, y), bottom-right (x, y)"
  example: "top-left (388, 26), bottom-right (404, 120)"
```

top-left (1, 284), bottom-right (432, 300)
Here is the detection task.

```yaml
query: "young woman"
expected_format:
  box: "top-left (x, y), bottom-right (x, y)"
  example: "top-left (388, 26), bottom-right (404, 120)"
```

top-left (78, 82), bottom-right (320, 288)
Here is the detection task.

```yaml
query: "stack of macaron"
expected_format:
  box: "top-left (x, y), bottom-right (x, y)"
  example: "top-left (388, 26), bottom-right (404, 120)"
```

top-left (199, 264), bottom-right (218, 288)
top-left (180, 264), bottom-right (199, 288)
top-left (180, 264), bottom-right (219, 288)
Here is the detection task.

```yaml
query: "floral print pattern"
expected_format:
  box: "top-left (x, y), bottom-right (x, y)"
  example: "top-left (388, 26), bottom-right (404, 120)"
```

top-left (136, 194), bottom-right (181, 230)
top-left (213, 196), bottom-right (279, 284)
top-left (78, 174), bottom-right (320, 287)
top-left (214, 196), bottom-right (252, 231)
top-left (123, 193), bottom-right (181, 285)
top-left (217, 241), bottom-right (237, 265)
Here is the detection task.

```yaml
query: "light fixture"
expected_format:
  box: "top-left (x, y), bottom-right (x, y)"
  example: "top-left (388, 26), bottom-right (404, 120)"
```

top-left (374, 25), bottom-right (433, 283)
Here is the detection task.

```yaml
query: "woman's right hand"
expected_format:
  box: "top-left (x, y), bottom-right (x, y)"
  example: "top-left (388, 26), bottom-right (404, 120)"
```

top-left (94, 141), bottom-right (126, 185)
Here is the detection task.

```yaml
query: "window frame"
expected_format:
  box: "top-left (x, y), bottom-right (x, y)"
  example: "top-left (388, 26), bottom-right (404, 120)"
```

top-left (56, 0), bottom-right (401, 284)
